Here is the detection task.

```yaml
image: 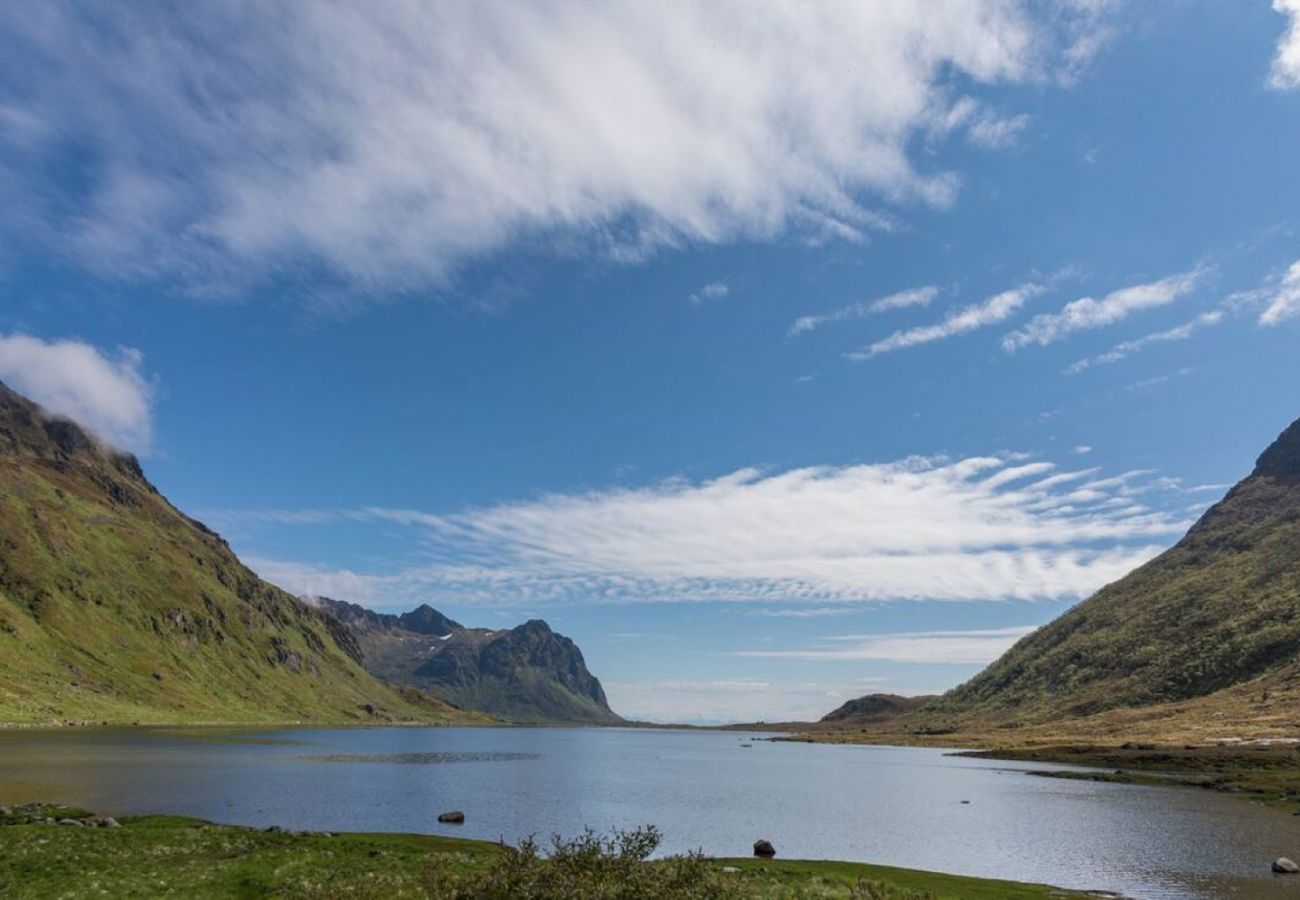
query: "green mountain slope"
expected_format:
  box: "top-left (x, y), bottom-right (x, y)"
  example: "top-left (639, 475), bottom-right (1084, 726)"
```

top-left (929, 414), bottom-right (1300, 726)
top-left (820, 693), bottom-right (937, 725)
top-left (319, 598), bottom-right (622, 724)
top-left (0, 381), bottom-right (470, 726)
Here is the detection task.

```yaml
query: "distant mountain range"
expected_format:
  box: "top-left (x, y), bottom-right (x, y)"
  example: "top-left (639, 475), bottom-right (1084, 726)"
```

top-left (826, 414), bottom-right (1300, 740)
top-left (0, 380), bottom-right (469, 726)
top-left (318, 598), bottom-right (621, 724)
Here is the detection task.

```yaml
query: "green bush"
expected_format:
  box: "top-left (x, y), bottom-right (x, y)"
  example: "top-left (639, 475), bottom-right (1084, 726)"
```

top-left (424, 825), bottom-right (740, 899)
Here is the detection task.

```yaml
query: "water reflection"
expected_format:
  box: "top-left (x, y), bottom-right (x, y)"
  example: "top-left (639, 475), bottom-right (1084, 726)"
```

top-left (0, 726), bottom-right (1296, 899)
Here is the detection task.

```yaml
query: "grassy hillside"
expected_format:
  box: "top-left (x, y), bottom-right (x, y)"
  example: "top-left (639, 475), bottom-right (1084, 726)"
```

top-left (923, 414), bottom-right (1300, 729)
top-left (820, 694), bottom-right (937, 724)
top-left (0, 381), bottom-right (474, 726)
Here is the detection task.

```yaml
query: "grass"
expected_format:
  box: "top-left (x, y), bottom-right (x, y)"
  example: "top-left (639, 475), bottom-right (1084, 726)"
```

top-left (0, 805), bottom-right (1087, 899)
top-left (0, 388), bottom-right (482, 728)
top-left (922, 466), bottom-right (1300, 729)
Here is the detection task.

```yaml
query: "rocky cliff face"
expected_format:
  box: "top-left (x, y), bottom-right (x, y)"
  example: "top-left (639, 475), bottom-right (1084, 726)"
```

top-left (0, 380), bottom-right (465, 725)
top-left (319, 599), bottom-right (620, 724)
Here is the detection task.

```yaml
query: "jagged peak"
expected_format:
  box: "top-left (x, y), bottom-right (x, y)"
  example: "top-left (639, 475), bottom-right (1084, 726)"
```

top-left (514, 619), bottom-right (554, 636)
top-left (1252, 416), bottom-right (1300, 480)
top-left (397, 603), bottom-right (463, 635)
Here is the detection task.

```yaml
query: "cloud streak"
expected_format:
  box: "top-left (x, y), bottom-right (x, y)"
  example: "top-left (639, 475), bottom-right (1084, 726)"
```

top-left (736, 626), bottom-right (1036, 664)
top-left (1272, 0), bottom-right (1300, 90)
top-left (788, 286), bottom-right (939, 337)
top-left (1257, 260), bottom-right (1300, 325)
top-left (1065, 309), bottom-right (1225, 373)
top-left (234, 450), bottom-right (1190, 608)
top-left (0, 333), bottom-right (154, 453)
top-left (0, 3), bottom-right (1111, 295)
top-left (1002, 268), bottom-right (1206, 351)
top-left (848, 284), bottom-right (1042, 360)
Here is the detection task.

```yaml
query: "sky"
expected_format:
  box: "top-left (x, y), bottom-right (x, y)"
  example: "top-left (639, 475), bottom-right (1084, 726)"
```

top-left (1, 2), bottom-right (1299, 723)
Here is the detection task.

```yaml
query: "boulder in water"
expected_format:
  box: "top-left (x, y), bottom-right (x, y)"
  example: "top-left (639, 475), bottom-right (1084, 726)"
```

top-left (753, 839), bottom-right (775, 858)
top-left (438, 811), bottom-right (465, 824)
top-left (1274, 857), bottom-right (1300, 874)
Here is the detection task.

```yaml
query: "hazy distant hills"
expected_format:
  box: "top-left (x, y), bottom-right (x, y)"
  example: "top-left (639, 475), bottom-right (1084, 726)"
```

top-left (0, 380), bottom-right (469, 726)
top-left (920, 414), bottom-right (1300, 731)
top-left (319, 598), bottom-right (622, 724)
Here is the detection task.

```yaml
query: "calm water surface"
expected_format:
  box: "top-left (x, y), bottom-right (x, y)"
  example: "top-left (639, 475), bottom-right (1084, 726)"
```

top-left (1, 726), bottom-right (1298, 899)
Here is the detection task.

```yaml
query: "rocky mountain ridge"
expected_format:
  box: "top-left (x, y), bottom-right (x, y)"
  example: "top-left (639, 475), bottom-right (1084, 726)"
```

top-left (318, 598), bottom-right (621, 724)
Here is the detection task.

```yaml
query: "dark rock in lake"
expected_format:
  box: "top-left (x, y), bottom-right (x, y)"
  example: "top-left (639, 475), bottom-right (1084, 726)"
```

top-left (438, 811), bottom-right (466, 824)
top-left (753, 839), bottom-right (775, 858)
top-left (1274, 857), bottom-right (1300, 874)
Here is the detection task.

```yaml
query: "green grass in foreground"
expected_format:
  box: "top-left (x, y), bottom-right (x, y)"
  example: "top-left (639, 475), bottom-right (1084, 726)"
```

top-left (0, 804), bottom-right (1085, 899)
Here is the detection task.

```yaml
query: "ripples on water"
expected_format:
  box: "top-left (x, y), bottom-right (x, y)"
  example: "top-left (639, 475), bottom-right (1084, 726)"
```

top-left (0, 726), bottom-right (1296, 899)
top-left (298, 751), bottom-right (542, 764)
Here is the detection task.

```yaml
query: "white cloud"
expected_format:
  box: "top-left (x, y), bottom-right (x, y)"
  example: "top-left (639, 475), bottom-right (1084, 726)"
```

top-left (736, 625), bottom-right (1036, 664)
top-left (604, 677), bottom-right (898, 724)
top-left (848, 283), bottom-right (1043, 360)
top-left (753, 607), bottom-right (868, 619)
top-left (1065, 308), bottom-right (1225, 373)
top-left (1002, 268), bottom-right (1206, 351)
top-left (1257, 260), bottom-right (1300, 325)
top-left (0, 333), bottom-right (153, 452)
top-left (689, 281), bottom-right (730, 305)
top-left (1073, 445), bottom-right (1093, 454)
top-left (787, 286), bottom-right (939, 337)
top-left (0, 3), bottom-right (1111, 295)
top-left (240, 450), bottom-right (1186, 608)
top-left (967, 112), bottom-right (1032, 149)
top-left (1271, 0), bottom-right (1300, 90)
top-left (1123, 366), bottom-right (1195, 392)
top-left (933, 97), bottom-right (1032, 149)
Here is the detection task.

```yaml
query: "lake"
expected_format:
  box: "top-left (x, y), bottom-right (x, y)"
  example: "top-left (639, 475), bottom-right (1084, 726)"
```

top-left (0, 726), bottom-right (1296, 898)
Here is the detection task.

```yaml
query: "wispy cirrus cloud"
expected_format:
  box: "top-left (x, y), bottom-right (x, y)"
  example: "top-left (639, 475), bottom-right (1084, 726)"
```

top-left (1002, 267), bottom-right (1206, 351)
top-left (0, 333), bottom-right (154, 453)
top-left (752, 607), bottom-right (869, 619)
top-left (1256, 260), bottom-right (1300, 325)
top-left (0, 3), bottom-right (1113, 297)
top-left (1065, 309), bottom-right (1225, 373)
top-left (1271, 0), bottom-right (1300, 90)
top-left (787, 286), bottom-right (939, 337)
top-left (735, 626), bottom-right (1036, 664)
top-left (848, 283), bottom-right (1043, 360)
top-left (229, 449), bottom-right (1189, 609)
top-left (689, 281), bottom-right (730, 305)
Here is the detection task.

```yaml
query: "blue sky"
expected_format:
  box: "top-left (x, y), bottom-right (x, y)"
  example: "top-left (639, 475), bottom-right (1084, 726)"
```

top-left (2, 2), bottom-right (1300, 722)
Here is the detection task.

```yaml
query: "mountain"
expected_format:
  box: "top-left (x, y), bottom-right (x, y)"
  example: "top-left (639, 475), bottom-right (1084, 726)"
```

top-left (318, 598), bottom-right (621, 724)
top-left (820, 693), bottom-right (937, 724)
top-left (0, 380), bottom-right (470, 726)
top-left (927, 414), bottom-right (1300, 728)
